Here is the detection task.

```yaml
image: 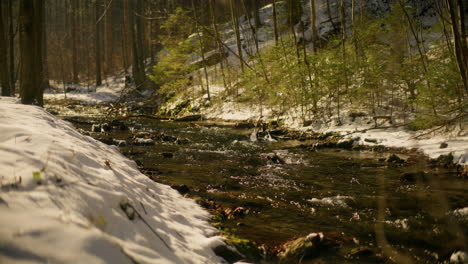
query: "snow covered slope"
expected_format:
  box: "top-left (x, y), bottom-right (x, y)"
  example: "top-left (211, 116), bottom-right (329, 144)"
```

top-left (0, 96), bottom-right (225, 264)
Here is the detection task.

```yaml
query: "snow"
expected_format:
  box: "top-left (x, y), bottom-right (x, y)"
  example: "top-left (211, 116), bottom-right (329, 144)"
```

top-left (0, 96), bottom-right (225, 264)
top-left (44, 76), bottom-right (127, 104)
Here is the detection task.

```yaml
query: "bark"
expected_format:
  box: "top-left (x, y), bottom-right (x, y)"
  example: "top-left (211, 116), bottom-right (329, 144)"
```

top-left (447, 0), bottom-right (467, 94)
top-left (229, 0), bottom-right (244, 72)
top-left (0, 1), bottom-right (12, 96)
top-left (71, 0), bottom-right (78, 83)
top-left (272, 0), bottom-right (279, 45)
top-left (19, 0), bottom-right (44, 105)
top-left (128, 0), bottom-right (147, 91)
top-left (95, 0), bottom-right (102, 86)
top-left (8, 0), bottom-right (15, 92)
top-left (309, 0), bottom-right (318, 52)
top-left (252, 0), bottom-right (261, 28)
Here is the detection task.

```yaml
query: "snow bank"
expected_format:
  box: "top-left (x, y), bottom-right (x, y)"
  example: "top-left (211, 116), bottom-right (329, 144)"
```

top-left (44, 76), bottom-right (126, 104)
top-left (0, 97), bottom-right (224, 264)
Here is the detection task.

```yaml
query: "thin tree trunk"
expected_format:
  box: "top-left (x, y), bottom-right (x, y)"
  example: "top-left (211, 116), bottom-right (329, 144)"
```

top-left (8, 0), bottom-right (15, 92)
top-left (19, 0), bottom-right (42, 105)
top-left (0, 1), bottom-right (11, 96)
top-left (71, 0), bottom-right (78, 83)
top-left (272, 0), bottom-right (279, 45)
top-left (229, 0), bottom-right (244, 73)
top-left (447, 0), bottom-right (468, 94)
top-left (309, 0), bottom-right (318, 52)
top-left (95, 0), bottom-right (102, 86)
top-left (191, 0), bottom-right (210, 100)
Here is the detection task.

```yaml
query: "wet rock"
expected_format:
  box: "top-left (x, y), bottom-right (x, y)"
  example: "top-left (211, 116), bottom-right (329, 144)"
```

top-left (112, 139), bottom-right (127, 146)
top-left (440, 142), bottom-right (448, 149)
top-left (278, 233), bottom-right (323, 261)
top-left (434, 153), bottom-right (454, 168)
top-left (162, 152), bottom-right (174, 158)
top-left (91, 124), bottom-right (102, 132)
top-left (213, 244), bottom-right (244, 263)
top-left (110, 119), bottom-right (129, 131)
top-left (133, 138), bottom-right (155, 146)
top-left (171, 184), bottom-right (189, 195)
top-left (364, 138), bottom-right (378, 143)
top-left (386, 154), bottom-right (405, 164)
top-left (134, 131), bottom-right (152, 138)
top-left (91, 123), bottom-right (111, 132)
top-left (175, 114), bottom-right (203, 122)
top-left (224, 207), bottom-right (245, 219)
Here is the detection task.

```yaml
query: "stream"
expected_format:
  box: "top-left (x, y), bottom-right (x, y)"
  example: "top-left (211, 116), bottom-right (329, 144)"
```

top-left (47, 102), bottom-right (467, 264)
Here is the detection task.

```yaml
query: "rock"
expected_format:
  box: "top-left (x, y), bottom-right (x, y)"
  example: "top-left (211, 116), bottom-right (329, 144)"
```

top-left (162, 152), bottom-right (174, 158)
top-left (171, 184), bottom-right (189, 195)
top-left (435, 153), bottom-right (454, 168)
top-left (386, 154), bottom-right (405, 164)
top-left (175, 114), bottom-right (203, 122)
top-left (213, 244), bottom-right (244, 264)
top-left (133, 138), bottom-right (155, 146)
top-left (364, 138), bottom-right (378, 143)
top-left (112, 139), bottom-right (127, 146)
top-left (440, 142), bottom-right (448, 149)
top-left (110, 119), bottom-right (129, 131)
top-left (91, 124), bottom-right (102, 132)
top-left (278, 235), bottom-right (320, 261)
top-left (134, 131), bottom-right (152, 138)
top-left (450, 251), bottom-right (467, 263)
top-left (224, 207), bottom-right (245, 219)
top-left (101, 123), bottom-right (111, 132)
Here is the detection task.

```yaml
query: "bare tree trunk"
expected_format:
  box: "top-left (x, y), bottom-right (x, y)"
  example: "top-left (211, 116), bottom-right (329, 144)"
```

top-left (210, 0), bottom-right (229, 91)
top-left (71, 0), bottom-right (78, 84)
top-left (0, 1), bottom-right (12, 96)
top-left (309, 0), bottom-right (318, 52)
top-left (447, 0), bottom-right (468, 94)
top-left (191, 0), bottom-right (210, 100)
top-left (128, 0), bottom-right (147, 91)
top-left (229, 0), bottom-right (244, 73)
top-left (272, 0), bottom-right (279, 45)
top-left (8, 0), bottom-right (15, 93)
top-left (19, 0), bottom-right (44, 105)
top-left (252, 0), bottom-right (261, 28)
top-left (95, 0), bottom-right (102, 86)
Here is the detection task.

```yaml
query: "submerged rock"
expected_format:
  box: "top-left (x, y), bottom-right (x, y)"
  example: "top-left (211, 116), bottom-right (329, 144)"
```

top-left (307, 195), bottom-right (354, 209)
top-left (133, 138), bottom-right (155, 146)
top-left (386, 154), bottom-right (405, 164)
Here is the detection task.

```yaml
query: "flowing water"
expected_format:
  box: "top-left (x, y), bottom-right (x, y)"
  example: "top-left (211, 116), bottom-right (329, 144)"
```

top-left (59, 110), bottom-right (466, 263)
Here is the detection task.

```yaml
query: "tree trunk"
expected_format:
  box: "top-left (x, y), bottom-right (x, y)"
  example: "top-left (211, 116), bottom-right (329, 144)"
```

top-left (229, 0), bottom-right (244, 72)
top-left (309, 0), bottom-right (318, 52)
top-left (95, 0), bottom-right (102, 86)
top-left (71, 0), bottom-right (78, 84)
top-left (0, 1), bottom-right (12, 96)
top-left (8, 0), bottom-right (15, 93)
top-left (252, 0), bottom-right (261, 28)
top-left (128, 0), bottom-right (147, 91)
top-left (447, 0), bottom-right (467, 94)
top-left (19, 0), bottom-right (44, 105)
top-left (272, 0), bottom-right (279, 45)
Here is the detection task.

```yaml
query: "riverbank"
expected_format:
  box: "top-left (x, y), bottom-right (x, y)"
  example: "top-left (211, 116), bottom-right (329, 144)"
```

top-left (0, 96), bottom-right (226, 264)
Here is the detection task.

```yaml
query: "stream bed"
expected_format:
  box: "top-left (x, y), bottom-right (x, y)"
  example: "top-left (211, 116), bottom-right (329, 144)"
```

top-left (47, 103), bottom-right (467, 264)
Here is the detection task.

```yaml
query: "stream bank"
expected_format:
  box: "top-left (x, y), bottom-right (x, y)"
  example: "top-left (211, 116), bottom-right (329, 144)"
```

top-left (45, 99), bottom-right (467, 264)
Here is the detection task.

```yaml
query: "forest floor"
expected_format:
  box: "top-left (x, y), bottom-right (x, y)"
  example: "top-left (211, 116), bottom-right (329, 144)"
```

top-left (0, 96), bottom-right (227, 264)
